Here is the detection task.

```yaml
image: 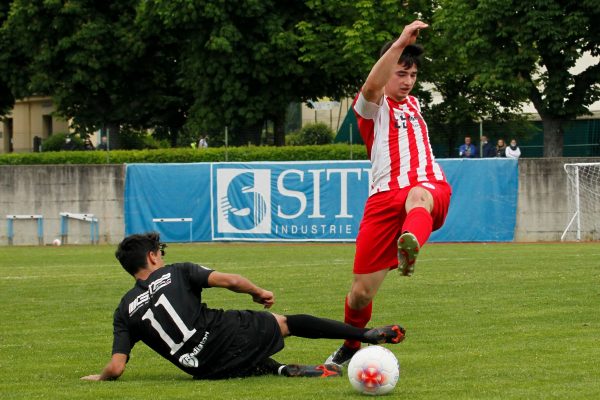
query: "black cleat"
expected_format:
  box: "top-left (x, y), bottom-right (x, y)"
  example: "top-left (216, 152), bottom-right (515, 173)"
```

top-left (281, 364), bottom-right (342, 378)
top-left (364, 325), bottom-right (406, 344)
top-left (324, 345), bottom-right (359, 367)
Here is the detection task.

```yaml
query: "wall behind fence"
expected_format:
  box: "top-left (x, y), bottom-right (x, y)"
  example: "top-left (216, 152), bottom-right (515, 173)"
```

top-left (0, 165), bottom-right (125, 245)
top-left (514, 157), bottom-right (599, 241)
top-left (1, 158), bottom-right (598, 245)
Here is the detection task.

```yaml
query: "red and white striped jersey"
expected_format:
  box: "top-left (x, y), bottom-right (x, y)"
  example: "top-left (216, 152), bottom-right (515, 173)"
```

top-left (354, 92), bottom-right (446, 196)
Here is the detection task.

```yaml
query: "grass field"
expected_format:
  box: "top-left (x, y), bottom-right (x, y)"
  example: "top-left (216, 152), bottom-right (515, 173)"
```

top-left (1, 242), bottom-right (599, 399)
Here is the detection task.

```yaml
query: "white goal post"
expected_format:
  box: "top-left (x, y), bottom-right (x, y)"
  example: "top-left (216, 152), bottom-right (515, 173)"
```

top-left (561, 162), bottom-right (600, 241)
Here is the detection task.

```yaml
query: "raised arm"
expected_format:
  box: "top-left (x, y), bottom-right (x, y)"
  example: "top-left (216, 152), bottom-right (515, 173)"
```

top-left (80, 353), bottom-right (128, 381)
top-left (208, 271), bottom-right (274, 308)
top-left (362, 20), bottom-right (428, 103)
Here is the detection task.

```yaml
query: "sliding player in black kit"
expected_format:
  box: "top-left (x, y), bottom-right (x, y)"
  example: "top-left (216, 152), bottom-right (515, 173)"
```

top-left (81, 232), bottom-right (405, 381)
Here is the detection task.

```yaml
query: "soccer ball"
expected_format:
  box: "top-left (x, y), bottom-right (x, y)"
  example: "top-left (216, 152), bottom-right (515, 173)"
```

top-left (348, 346), bottom-right (400, 395)
top-left (52, 238), bottom-right (62, 246)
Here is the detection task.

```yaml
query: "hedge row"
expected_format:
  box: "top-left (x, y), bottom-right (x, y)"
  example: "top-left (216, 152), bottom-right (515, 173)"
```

top-left (0, 144), bottom-right (368, 165)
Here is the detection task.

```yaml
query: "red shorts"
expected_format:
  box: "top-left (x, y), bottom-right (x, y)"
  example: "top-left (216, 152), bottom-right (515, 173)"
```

top-left (353, 181), bottom-right (452, 274)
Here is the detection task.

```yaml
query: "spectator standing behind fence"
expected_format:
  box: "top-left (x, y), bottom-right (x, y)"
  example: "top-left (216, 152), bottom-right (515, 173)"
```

top-left (505, 138), bottom-right (521, 159)
top-left (496, 139), bottom-right (507, 157)
top-left (480, 135), bottom-right (496, 158)
top-left (97, 136), bottom-right (108, 151)
top-left (198, 136), bottom-right (208, 148)
top-left (458, 136), bottom-right (477, 158)
top-left (61, 135), bottom-right (78, 151)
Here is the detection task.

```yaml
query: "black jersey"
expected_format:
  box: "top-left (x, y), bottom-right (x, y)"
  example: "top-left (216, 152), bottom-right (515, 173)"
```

top-left (112, 263), bottom-right (284, 379)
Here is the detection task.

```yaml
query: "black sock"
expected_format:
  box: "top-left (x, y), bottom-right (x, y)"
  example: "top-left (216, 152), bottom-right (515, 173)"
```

top-left (285, 314), bottom-right (369, 341)
top-left (253, 358), bottom-right (302, 377)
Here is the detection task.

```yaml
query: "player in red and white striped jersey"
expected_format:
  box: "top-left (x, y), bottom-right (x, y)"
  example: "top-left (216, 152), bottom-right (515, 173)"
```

top-left (326, 20), bottom-right (452, 367)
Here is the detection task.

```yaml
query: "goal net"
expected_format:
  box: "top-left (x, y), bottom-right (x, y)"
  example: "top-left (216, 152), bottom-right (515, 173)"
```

top-left (561, 162), bottom-right (600, 241)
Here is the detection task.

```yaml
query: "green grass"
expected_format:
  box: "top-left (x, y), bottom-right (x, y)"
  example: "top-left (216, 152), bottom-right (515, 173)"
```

top-left (1, 242), bottom-right (599, 399)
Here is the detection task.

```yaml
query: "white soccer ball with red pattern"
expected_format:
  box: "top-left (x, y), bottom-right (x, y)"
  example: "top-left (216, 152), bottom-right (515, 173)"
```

top-left (348, 345), bottom-right (400, 395)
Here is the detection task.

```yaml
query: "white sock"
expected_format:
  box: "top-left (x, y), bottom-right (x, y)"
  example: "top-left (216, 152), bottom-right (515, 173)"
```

top-left (277, 365), bottom-right (287, 376)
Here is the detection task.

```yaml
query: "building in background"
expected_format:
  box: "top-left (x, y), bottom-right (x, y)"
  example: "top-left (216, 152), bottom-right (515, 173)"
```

top-left (0, 96), bottom-right (69, 153)
top-left (300, 98), bottom-right (353, 133)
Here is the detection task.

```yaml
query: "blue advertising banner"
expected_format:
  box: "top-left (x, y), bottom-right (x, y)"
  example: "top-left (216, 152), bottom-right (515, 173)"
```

top-left (431, 158), bottom-right (519, 242)
top-left (124, 159), bottom-right (518, 243)
top-left (124, 163), bottom-right (212, 242)
top-left (210, 161), bottom-right (370, 241)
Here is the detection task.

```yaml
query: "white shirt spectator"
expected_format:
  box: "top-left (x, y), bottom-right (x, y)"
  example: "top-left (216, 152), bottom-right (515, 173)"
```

top-left (505, 140), bottom-right (521, 159)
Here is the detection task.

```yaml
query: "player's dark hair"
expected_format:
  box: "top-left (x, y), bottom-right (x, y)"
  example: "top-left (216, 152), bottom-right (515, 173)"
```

top-left (115, 232), bottom-right (161, 276)
top-left (379, 42), bottom-right (424, 69)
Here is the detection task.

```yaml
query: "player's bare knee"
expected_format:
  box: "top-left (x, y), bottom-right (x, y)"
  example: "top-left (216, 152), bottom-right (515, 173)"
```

top-left (348, 269), bottom-right (387, 309)
top-left (406, 186), bottom-right (433, 212)
top-left (348, 286), bottom-right (375, 309)
top-left (272, 313), bottom-right (290, 337)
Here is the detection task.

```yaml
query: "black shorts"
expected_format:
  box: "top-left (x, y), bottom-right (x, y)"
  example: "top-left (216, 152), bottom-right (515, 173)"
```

top-left (194, 310), bottom-right (284, 379)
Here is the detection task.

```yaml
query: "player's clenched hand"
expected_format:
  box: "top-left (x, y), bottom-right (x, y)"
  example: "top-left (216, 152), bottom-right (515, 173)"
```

top-left (393, 20), bottom-right (428, 49)
top-left (252, 289), bottom-right (275, 308)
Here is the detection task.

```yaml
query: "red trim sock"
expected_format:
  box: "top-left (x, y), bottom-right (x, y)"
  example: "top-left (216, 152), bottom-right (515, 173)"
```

top-left (401, 206), bottom-right (433, 247)
top-left (343, 296), bottom-right (372, 350)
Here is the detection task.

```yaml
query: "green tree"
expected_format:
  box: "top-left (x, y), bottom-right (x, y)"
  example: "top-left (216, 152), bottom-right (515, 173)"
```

top-left (423, 0), bottom-right (531, 156)
top-left (297, 0), bottom-right (423, 100)
top-left (142, 0), bottom-right (417, 147)
top-left (434, 0), bottom-right (600, 157)
top-left (1, 0), bottom-right (191, 147)
top-left (288, 123), bottom-right (334, 146)
top-left (142, 0), bottom-right (325, 146)
top-left (298, 0), bottom-right (545, 156)
top-left (0, 0), bottom-right (15, 116)
top-left (298, 0), bottom-right (483, 153)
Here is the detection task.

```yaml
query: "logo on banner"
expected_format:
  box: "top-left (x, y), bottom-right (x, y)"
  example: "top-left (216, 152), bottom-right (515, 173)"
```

top-left (216, 169), bottom-right (271, 234)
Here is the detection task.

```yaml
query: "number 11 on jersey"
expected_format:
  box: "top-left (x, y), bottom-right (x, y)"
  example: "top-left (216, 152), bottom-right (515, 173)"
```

top-left (142, 294), bottom-right (197, 355)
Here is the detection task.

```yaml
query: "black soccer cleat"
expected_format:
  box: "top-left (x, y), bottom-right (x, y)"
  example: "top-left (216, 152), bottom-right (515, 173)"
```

top-left (281, 363), bottom-right (342, 378)
top-left (364, 325), bottom-right (406, 344)
top-left (324, 344), bottom-right (359, 367)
